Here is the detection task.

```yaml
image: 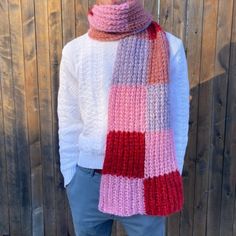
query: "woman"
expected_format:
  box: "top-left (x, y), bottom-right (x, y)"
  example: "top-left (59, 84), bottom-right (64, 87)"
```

top-left (57, 0), bottom-right (190, 235)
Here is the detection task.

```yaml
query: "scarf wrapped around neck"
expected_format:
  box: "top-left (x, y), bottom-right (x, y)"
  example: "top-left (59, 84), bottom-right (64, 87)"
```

top-left (87, 0), bottom-right (184, 216)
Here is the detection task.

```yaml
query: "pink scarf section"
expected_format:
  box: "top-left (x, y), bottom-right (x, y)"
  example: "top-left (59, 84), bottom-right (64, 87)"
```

top-left (87, 0), bottom-right (153, 40)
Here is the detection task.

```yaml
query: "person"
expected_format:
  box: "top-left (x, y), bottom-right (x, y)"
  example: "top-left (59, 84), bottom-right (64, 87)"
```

top-left (57, 0), bottom-right (190, 235)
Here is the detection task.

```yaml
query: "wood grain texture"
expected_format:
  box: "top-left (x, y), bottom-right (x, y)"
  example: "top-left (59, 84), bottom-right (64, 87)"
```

top-left (47, 1), bottom-right (67, 236)
top-left (62, 0), bottom-right (76, 45)
top-left (191, 0), bottom-right (218, 236)
top-left (0, 0), bottom-right (236, 235)
top-left (0, 0), bottom-right (11, 235)
top-left (8, 0), bottom-right (32, 235)
top-left (21, 0), bottom-right (44, 235)
top-left (7, 0), bottom-right (30, 235)
top-left (159, 0), bottom-right (173, 32)
top-left (220, 3), bottom-right (236, 236)
top-left (185, 1), bottom-right (206, 236)
top-left (75, 0), bottom-right (89, 36)
top-left (208, 0), bottom-right (234, 235)
top-left (172, 0), bottom-right (187, 42)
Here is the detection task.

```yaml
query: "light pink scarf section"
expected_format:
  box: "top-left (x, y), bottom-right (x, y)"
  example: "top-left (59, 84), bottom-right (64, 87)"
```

top-left (87, 0), bottom-right (153, 40)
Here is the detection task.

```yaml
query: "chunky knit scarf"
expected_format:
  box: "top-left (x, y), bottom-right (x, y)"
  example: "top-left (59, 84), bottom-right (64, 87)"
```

top-left (87, 0), bottom-right (184, 216)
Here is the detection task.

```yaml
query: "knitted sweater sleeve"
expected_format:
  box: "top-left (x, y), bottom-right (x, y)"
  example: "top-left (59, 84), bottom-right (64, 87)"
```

top-left (169, 39), bottom-right (190, 176)
top-left (57, 43), bottom-right (83, 187)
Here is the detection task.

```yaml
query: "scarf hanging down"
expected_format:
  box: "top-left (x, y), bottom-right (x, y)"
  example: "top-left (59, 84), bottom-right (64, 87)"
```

top-left (87, 0), bottom-right (184, 216)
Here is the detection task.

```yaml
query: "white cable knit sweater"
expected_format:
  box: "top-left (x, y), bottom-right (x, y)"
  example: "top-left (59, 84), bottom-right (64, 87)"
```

top-left (57, 31), bottom-right (190, 188)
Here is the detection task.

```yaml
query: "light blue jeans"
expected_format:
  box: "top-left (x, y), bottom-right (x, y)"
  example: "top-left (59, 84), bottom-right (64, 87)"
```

top-left (66, 164), bottom-right (166, 236)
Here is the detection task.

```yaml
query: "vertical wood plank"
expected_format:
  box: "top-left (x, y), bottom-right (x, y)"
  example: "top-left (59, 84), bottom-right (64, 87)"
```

top-left (21, 0), bottom-right (44, 235)
top-left (75, 0), bottom-right (89, 36)
top-left (47, 1), bottom-right (67, 235)
top-left (8, 0), bottom-right (32, 235)
top-left (159, 0), bottom-right (173, 32)
top-left (209, 0), bottom-right (235, 235)
top-left (220, 1), bottom-right (236, 231)
top-left (7, 0), bottom-right (28, 235)
top-left (34, 0), bottom-right (57, 235)
top-left (0, 64), bottom-right (8, 234)
top-left (62, 0), bottom-right (76, 45)
top-left (234, 197), bottom-right (236, 236)
top-left (0, 0), bottom-right (11, 235)
top-left (190, 0), bottom-right (218, 236)
top-left (184, 1), bottom-right (204, 236)
top-left (206, 0), bottom-right (234, 235)
top-left (172, 0), bottom-right (187, 42)
top-left (222, 4), bottom-right (236, 236)
top-left (199, 0), bottom-right (218, 84)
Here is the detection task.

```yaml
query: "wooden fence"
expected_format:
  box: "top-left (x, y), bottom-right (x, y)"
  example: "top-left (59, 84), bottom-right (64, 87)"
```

top-left (0, 0), bottom-right (235, 235)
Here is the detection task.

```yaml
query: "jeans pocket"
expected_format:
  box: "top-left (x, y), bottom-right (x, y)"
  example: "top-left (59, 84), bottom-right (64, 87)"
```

top-left (66, 165), bottom-right (79, 190)
top-left (77, 165), bottom-right (93, 175)
top-left (77, 166), bottom-right (102, 184)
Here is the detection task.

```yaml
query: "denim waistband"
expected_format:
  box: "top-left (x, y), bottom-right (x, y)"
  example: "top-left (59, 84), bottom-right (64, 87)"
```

top-left (77, 165), bottom-right (102, 176)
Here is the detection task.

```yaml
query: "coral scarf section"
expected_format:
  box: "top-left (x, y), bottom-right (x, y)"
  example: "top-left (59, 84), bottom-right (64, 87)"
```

top-left (87, 0), bottom-right (184, 216)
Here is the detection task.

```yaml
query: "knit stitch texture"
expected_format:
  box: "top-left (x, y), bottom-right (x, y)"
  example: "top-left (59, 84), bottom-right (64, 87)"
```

top-left (88, 0), bottom-right (153, 41)
top-left (87, 0), bottom-right (184, 216)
